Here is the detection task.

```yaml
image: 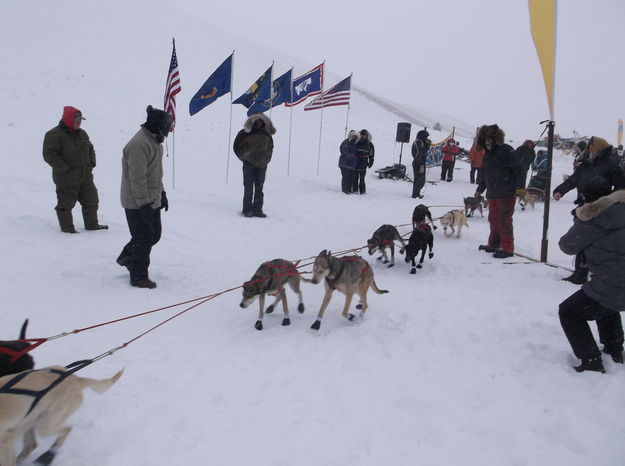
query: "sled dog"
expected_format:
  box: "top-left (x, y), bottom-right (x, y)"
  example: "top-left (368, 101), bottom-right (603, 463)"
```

top-left (463, 196), bottom-right (484, 218)
top-left (240, 259), bottom-right (305, 331)
top-left (440, 210), bottom-right (469, 238)
top-left (366, 224), bottom-right (406, 267)
top-left (0, 366), bottom-right (123, 466)
top-left (309, 250), bottom-right (388, 330)
top-left (405, 224), bottom-right (434, 274)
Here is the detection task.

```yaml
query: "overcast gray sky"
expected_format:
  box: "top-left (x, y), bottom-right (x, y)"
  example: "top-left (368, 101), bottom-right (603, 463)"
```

top-left (167, 0), bottom-right (625, 141)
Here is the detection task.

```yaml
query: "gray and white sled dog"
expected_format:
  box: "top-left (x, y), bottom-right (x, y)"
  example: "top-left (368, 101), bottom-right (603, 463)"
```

top-left (309, 250), bottom-right (388, 330)
top-left (366, 224), bottom-right (407, 267)
top-left (240, 258), bottom-right (305, 331)
top-left (439, 209), bottom-right (469, 238)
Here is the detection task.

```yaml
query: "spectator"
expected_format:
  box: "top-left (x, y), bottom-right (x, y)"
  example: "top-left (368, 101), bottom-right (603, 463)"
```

top-left (516, 140), bottom-right (536, 188)
top-left (411, 129), bottom-right (430, 198)
top-left (339, 130), bottom-right (359, 194)
top-left (116, 106), bottom-right (171, 289)
top-left (475, 124), bottom-right (524, 259)
top-left (469, 143), bottom-right (485, 184)
top-left (353, 129), bottom-right (374, 194)
top-left (42, 106), bottom-right (107, 233)
top-left (233, 113), bottom-right (276, 217)
top-left (558, 176), bottom-right (625, 373)
top-left (440, 138), bottom-right (459, 182)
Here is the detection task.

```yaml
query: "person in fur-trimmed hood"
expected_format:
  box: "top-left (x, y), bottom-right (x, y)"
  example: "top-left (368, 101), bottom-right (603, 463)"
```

top-left (353, 129), bottom-right (375, 194)
top-left (558, 177), bottom-right (625, 373)
top-left (474, 124), bottom-right (524, 258)
top-left (553, 136), bottom-right (625, 284)
top-left (338, 130), bottom-right (360, 194)
top-left (233, 113), bottom-right (276, 217)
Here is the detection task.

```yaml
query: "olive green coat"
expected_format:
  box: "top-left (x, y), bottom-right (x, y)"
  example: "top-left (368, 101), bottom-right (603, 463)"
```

top-left (43, 123), bottom-right (96, 186)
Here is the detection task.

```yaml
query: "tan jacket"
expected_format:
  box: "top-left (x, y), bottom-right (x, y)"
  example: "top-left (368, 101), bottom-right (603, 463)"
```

top-left (121, 127), bottom-right (164, 209)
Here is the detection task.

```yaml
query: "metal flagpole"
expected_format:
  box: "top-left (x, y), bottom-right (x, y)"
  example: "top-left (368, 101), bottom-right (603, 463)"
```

top-left (268, 61), bottom-right (274, 120)
top-left (226, 50), bottom-right (235, 184)
top-left (316, 60), bottom-right (326, 176)
top-left (287, 67), bottom-right (294, 177)
top-left (540, 120), bottom-right (555, 262)
top-left (343, 72), bottom-right (353, 138)
top-left (172, 130), bottom-right (176, 189)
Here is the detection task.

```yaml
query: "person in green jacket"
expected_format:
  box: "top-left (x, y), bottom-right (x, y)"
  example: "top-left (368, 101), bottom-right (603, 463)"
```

top-left (42, 106), bottom-right (107, 233)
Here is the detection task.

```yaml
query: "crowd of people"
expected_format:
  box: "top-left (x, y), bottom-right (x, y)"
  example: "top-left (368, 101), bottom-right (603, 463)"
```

top-left (43, 108), bottom-right (625, 372)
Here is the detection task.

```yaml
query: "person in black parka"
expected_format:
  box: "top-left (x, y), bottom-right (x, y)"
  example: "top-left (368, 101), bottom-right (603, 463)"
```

top-left (553, 136), bottom-right (625, 283)
top-left (411, 129), bottom-right (430, 198)
top-left (558, 178), bottom-right (625, 373)
top-left (233, 113), bottom-right (276, 218)
top-left (339, 130), bottom-right (359, 194)
top-left (353, 129), bottom-right (374, 194)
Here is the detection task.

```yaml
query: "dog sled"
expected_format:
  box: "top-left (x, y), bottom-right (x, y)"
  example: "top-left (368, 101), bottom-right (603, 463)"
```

top-left (375, 163), bottom-right (408, 180)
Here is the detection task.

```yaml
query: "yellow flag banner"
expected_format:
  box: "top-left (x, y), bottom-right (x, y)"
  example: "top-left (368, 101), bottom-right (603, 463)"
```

top-left (529, 0), bottom-right (557, 120)
top-left (618, 119), bottom-right (623, 147)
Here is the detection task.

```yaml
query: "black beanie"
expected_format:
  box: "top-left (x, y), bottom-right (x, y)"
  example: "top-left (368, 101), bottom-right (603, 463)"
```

top-left (417, 129), bottom-right (429, 140)
top-left (143, 105), bottom-right (172, 143)
top-left (581, 176), bottom-right (611, 202)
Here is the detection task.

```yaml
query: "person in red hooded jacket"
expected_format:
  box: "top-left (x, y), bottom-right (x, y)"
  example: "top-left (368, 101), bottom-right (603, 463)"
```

top-left (43, 106), bottom-right (107, 233)
top-left (440, 138), bottom-right (459, 182)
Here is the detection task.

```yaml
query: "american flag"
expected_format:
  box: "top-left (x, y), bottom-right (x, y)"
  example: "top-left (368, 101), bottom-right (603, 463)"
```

top-left (304, 75), bottom-right (351, 111)
top-left (164, 40), bottom-right (181, 130)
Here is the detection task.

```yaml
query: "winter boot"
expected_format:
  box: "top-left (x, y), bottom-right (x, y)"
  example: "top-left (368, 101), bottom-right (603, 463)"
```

top-left (478, 244), bottom-right (496, 253)
top-left (562, 268), bottom-right (589, 285)
top-left (574, 356), bottom-right (606, 373)
top-left (131, 278), bottom-right (157, 289)
top-left (493, 250), bottom-right (514, 259)
top-left (56, 209), bottom-right (77, 233)
top-left (602, 347), bottom-right (624, 364)
top-left (86, 224), bottom-right (109, 230)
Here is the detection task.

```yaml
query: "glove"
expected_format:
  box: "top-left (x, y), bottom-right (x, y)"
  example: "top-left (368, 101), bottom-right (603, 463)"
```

top-left (139, 203), bottom-right (155, 221)
top-left (515, 188), bottom-right (527, 198)
top-left (368, 160), bottom-right (373, 169)
top-left (160, 191), bottom-right (169, 212)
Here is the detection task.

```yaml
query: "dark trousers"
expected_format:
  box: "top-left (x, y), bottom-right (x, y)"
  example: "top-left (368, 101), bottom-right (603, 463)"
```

top-left (412, 162), bottom-right (425, 198)
top-left (55, 179), bottom-right (100, 229)
top-left (559, 289), bottom-right (624, 360)
top-left (340, 168), bottom-right (354, 194)
top-left (440, 160), bottom-right (455, 181)
top-left (117, 208), bottom-right (162, 283)
top-left (487, 197), bottom-right (515, 252)
top-left (353, 170), bottom-right (367, 194)
top-left (470, 167), bottom-right (478, 183)
top-left (242, 163), bottom-right (266, 214)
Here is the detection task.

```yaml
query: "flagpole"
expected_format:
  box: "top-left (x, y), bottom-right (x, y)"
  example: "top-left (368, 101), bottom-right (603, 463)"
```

top-left (344, 72), bottom-right (353, 139)
top-left (226, 50), bottom-right (235, 184)
top-left (269, 61), bottom-right (274, 120)
top-left (287, 67), bottom-right (294, 177)
top-left (316, 60), bottom-right (326, 176)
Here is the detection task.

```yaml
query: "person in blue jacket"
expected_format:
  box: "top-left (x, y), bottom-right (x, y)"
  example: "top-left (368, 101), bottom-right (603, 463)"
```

top-left (338, 130), bottom-right (359, 194)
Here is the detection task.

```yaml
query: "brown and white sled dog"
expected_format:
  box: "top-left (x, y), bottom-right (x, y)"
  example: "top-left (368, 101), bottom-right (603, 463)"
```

top-left (366, 224), bottom-right (407, 267)
top-left (439, 209), bottom-right (469, 238)
top-left (517, 190), bottom-right (536, 211)
top-left (0, 366), bottom-right (123, 466)
top-left (240, 259), bottom-right (305, 330)
top-left (309, 250), bottom-right (388, 330)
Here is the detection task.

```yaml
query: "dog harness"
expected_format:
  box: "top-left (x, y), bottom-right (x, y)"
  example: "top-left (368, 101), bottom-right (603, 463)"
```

top-left (0, 359), bottom-right (92, 416)
top-left (325, 256), bottom-right (370, 290)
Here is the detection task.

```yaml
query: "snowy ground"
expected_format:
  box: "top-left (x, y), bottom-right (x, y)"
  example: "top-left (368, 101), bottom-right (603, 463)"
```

top-left (2, 2), bottom-right (625, 465)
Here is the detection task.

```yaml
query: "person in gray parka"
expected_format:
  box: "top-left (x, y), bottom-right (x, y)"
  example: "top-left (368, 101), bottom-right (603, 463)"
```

top-left (558, 176), bottom-right (625, 373)
top-left (116, 106), bottom-right (172, 289)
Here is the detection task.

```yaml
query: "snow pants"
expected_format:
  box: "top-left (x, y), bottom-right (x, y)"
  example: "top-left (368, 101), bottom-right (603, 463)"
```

top-left (487, 197), bottom-right (515, 253)
top-left (559, 289), bottom-right (624, 360)
top-left (412, 162), bottom-right (425, 198)
top-left (440, 160), bottom-right (455, 181)
top-left (118, 208), bottom-right (162, 283)
top-left (242, 162), bottom-right (266, 214)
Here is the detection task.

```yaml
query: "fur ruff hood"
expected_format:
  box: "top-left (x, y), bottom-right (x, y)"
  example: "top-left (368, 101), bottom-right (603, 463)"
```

top-left (588, 136), bottom-right (611, 159)
top-left (347, 130), bottom-right (361, 142)
top-left (243, 113), bottom-right (276, 135)
top-left (476, 124), bottom-right (505, 150)
top-left (575, 189), bottom-right (625, 222)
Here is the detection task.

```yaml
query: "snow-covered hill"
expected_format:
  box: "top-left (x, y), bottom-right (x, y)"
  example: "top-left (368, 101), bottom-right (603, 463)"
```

top-left (1, 2), bottom-right (624, 465)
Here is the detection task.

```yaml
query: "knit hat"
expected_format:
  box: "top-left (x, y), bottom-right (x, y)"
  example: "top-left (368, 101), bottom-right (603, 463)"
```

top-left (581, 175), bottom-right (611, 202)
top-left (416, 129), bottom-right (429, 140)
top-left (143, 105), bottom-right (173, 143)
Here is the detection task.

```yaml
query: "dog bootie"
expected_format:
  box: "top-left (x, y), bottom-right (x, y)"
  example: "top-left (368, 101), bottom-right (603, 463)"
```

top-left (574, 356), bottom-right (606, 373)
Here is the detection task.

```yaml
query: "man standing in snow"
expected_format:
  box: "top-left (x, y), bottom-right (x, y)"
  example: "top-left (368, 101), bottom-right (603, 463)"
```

top-left (553, 136), bottom-right (625, 284)
top-left (116, 106), bottom-right (172, 289)
top-left (558, 176), bottom-right (625, 373)
top-left (475, 124), bottom-right (524, 259)
top-left (440, 138), bottom-right (459, 182)
top-left (411, 129), bottom-right (430, 198)
top-left (43, 106), bottom-right (108, 233)
top-left (353, 129), bottom-right (375, 194)
top-left (233, 113), bottom-right (275, 217)
top-left (339, 130), bottom-right (359, 194)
